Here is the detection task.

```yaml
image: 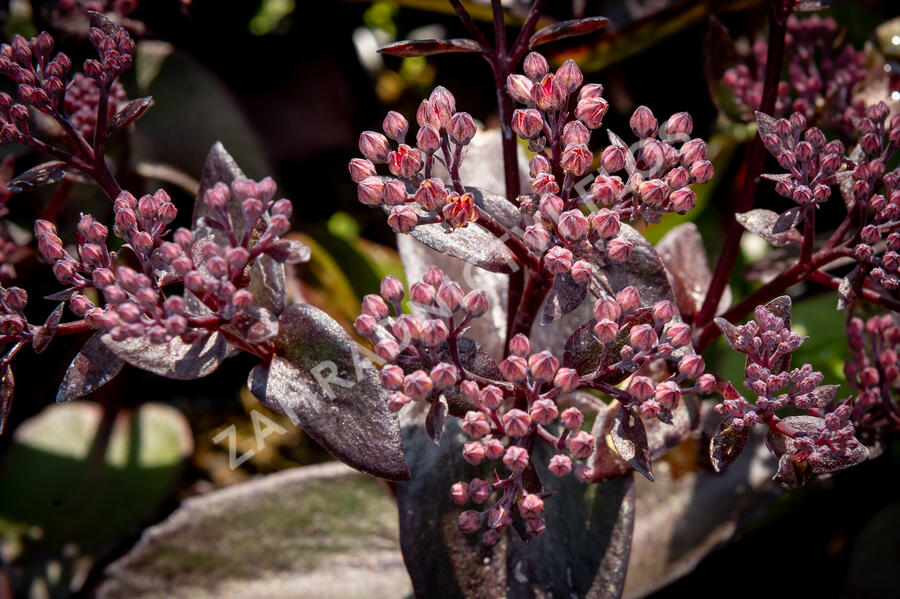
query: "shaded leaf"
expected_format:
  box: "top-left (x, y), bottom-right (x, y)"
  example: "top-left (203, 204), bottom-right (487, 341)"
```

top-left (528, 16), bottom-right (610, 48)
top-left (102, 330), bottom-right (230, 380)
top-left (263, 238), bottom-right (311, 264)
top-left (611, 405), bottom-right (654, 481)
top-left (645, 393), bottom-right (700, 460)
top-left (393, 186), bottom-right (521, 274)
top-left (6, 161), bottom-right (68, 194)
top-left (736, 209), bottom-right (804, 247)
top-left (56, 333), bottom-right (125, 403)
top-left (754, 111), bottom-right (778, 139)
top-left (656, 222), bottom-right (730, 320)
top-left (31, 303), bottom-right (64, 354)
top-left (96, 463), bottom-right (410, 599)
top-left (540, 272), bottom-right (588, 325)
top-left (379, 38), bottom-right (486, 58)
top-left (426, 395), bottom-right (448, 444)
top-left (87, 10), bottom-right (117, 35)
top-left (396, 420), bottom-right (634, 598)
top-left (838, 263), bottom-right (865, 310)
top-left (703, 17), bottom-right (747, 121)
top-left (772, 452), bottom-right (805, 489)
top-left (709, 420), bottom-right (750, 473)
top-left (765, 415), bottom-right (868, 479)
top-left (714, 317), bottom-right (743, 352)
top-left (107, 96), bottom-right (154, 134)
top-left (223, 306), bottom-right (278, 344)
top-left (1, 364), bottom-right (12, 434)
top-left (248, 303), bottom-right (408, 481)
top-left (772, 206), bottom-right (804, 234)
top-left (43, 287), bottom-right (79, 301)
top-left (563, 307), bottom-right (653, 380)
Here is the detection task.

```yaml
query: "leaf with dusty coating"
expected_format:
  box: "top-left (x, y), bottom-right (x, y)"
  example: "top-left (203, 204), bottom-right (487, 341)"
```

top-left (31, 303), bottom-right (64, 354)
top-left (247, 303), bottom-right (408, 481)
top-left (529, 17), bottom-right (610, 48)
top-left (6, 161), bottom-right (68, 194)
top-left (396, 419), bottom-right (634, 598)
top-left (709, 420), bottom-right (750, 473)
top-left (56, 333), bottom-right (125, 403)
top-left (425, 395), bottom-right (449, 444)
top-left (379, 38), bottom-right (487, 57)
top-left (102, 331), bottom-right (230, 380)
top-left (656, 222), bottom-right (729, 320)
top-left (765, 415), bottom-right (868, 482)
top-left (736, 209), bottom-right (804, 247)
top-left (541, 272), bottom-right (588, 325)
top-left (564, 307), bottom-right (653, 380)
top-left (611, 404), bottom-right (654, 481)
top-left (107, 96), bottom-right (154, 134)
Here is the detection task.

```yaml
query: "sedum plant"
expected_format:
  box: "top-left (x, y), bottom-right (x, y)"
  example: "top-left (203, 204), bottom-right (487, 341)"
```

top-left (1, 1), bottom-right (898, 597)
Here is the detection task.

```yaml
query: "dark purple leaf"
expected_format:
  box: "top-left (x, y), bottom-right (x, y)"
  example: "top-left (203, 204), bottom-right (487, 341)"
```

top-left (397, 419), bottom-right (634, 598)
top-left (378, 38), bottom-right (486, 58)
top-left (196, 143), bottom-right (287, 315)
top-left (611, 405), bottom-right (654, 482)
top-left (223, 306), bottom-right (278, 344)
top-left (703, 17), bottom-right (747, 120)
top-left (645, 393), bottom-right (700, 460)
top-left (43, 287), bottom-right (79, 301)
top-left (564, 307), bottom-right (653, 379)
top-left (102, 330), bottom-right (230, 379)
top-left (838, 263), bottom-right (865, 310)
top-left (736, 209), bottom-right (804, 247)
top-left (773, 453), bottom-right (805, 489)
top-left (754, 111), bottom-right (778, 140)
top-left (107, 96), bottom-right (154, 134)
top-left (87, 10), bottom-right (117, 34)
top-left (394, 186), bottom-right (521, 274)
top-left (6, 161), bottom-right (68, 194)
top-left (794, 0), bottom-right (845, 11)
top-left (810, 385), bottom-right (841, 408)
top-left (541, 272), bottom-right (588, 325)
top-left (772, 206), bottom-right (804, 234)
top-left (248, 303), bottom-right (408, 481)
top-left (709, 420), bottom-right (750, 473)
top-left (589, 400), bottom-right (632, 481)
top-left (263, 239), bottom-right (310, 264)
top-left (656, 223), bottom-right (723, 320)
top-left (425, 396), bottom-right (448, 444)
top-left (713, 317), bottom-right (743, 352)
top-left (31, 303), bottom-right (64, 354)
top-left (528, 17), bottom-right (610, 48)
top-left (1, 364), bottom-right (12, 434)
top-left (56, 333), bottom-right (125, 403)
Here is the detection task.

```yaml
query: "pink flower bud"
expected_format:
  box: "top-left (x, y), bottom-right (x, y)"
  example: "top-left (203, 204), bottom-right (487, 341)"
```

top-left (665, 112), bottom-right (693, 138)
top-left (502, 408), bottom-right (532, 437)
top-left (666, 322), bottom-right (692, 347)
top-left (416, 124), bottom-right (441, 153)
top-left (511, 108), bottom-right (543, 139)
top-left (519, 493), bottom-right (545, 519)
top-left (420, 319), bottom-right (449, 346)
top-left (387, 392), bottom-right (412, 411)
top-left (387, 144), bottom-right (423, 178)
top-left (479, 385), bottom-right (504, 410)
top-left (531, 73), bottom-right (566, 112)
top-left (530, 398), bottom-right (559, 425)
top-left (594, 319), bottom-right (619, 343)
top-left (628, 375), bottom-right (654, 401)
top-left (504, 334), bottom-right (528, 359)
top-left (638, 178), bottom-right (666, 207)
top-left (630, 106), bottom-right (658, 138)
top-left (543, 246), bottom-right (573, 275)
top-left (462, 410), bottom-right (492, 439)
top-left (528, 155), bottom-right (551, 179)
top-left (688, 159), bottom-right (713, 184)
top-left (680, 139), bottom-right (707, 166)
top-left (431, 362), bottom-right (459, 389)
top-left (379, 364), bottom-right (405, 389)
top-left (522, 224), bottom-right (551, 252)
top-left (349, 158), bottom-right (377, 183)
top-left (483, 439), bottom-right (504, 460)
top-left (570, 260), bottom-right (592, 283)
top-left (436, 280), bottom-right (464, 312)
top-left (357, 176), bottom-right (384, 206)
top-left (678, 354), bottom-right (705, 378)
top-left (448, 111), bottom-right (476, 144)
top-left (488, 505), bottom-right (512, 530)
top-left (669, 188), bottom-right (696, 213)
top-left (359, 130), bottom-right (391, 163)
top-left (450, 482), bottom-right (470, 505)
top-left (388, 205), bottom-right (418, 233)
top-left (590, 175), bottom-right (624, 205)
top-left (462, 441), bottom-right (486, 465)
top-left (607, 236), bottom-right (634, 262)
top-left (555, 59), bottom-right (583, 92)
top-left (561, 143), bottom-right (592, 176)
top-left (409, 281), bottom-right (435, 306)
top-left (655, 380), bottom-right (681, 409)
top-left (380, 275), bottom-right (404, 304)
top-left (553, 367), bottom-right (579, 393)
top-left (429, 86), bottom-right (456, 125)
top-left (458, 510), bottom-right (482, 533)
top-left (561, 407), bottom-right (584, 430)
top-left (527, 350), bottom-right (558, 382)
top-left (575, 95), bottom-right (609, 129)
top-left (652, 300), bottom-right (675, 322)
top-left (414, 178), bottom-right (448, 211)
top-left (549, 454), bottom-right (573, 476)
top-left (629, 323), bottom-right (658, 350)
top-left (523, 51), bottom-right (549, 80)
top-left (591, 208), bottom-right (620, 238)
top-left (375, 338), bottom-right (400, 362)
top-left (463, 289), bottom-right (488, 317)
top-left (600, 144), bottom-right (626, 172)
top-left (578, 83), bottom-right (604, 100)
top-left (531, 172), bottom-right (560, 195)
top-left (361, 294), bottom-right (389, 320)
top-left (403, 370), bottom-right (433, 400)
top-left (562, 120), bottom-right (590, 146)
top-left (697, 373), bottom-right (716, 394)
top-left (557, 208), bottom-right (589, 241)
top-left (503, 446), bottom-right (530, 472)
top-left (423, 265), bottom-right (444, 287)
top-left (594, 296), bottom-right (622, 322)
top-left (567, 430), bottom-right (594, 459)
top-left (507, 74), bottom-right (534, 104)
top-left (640, 400), bottom-right (661, 419)
top-left (500, 355), bottom-right (528, 382)
top-left (382, 110), bottom-right (408, 141)
top-left (616, 286), bottom-right (640, 312)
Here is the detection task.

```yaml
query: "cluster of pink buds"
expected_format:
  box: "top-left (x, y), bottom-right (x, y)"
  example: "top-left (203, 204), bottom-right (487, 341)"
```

top-left (590, 289), bottom-right (714, 421)
top-left (0, 285), bottom-right (28, 337)
top-left (0, 33), bottom-right (70, 118)
top-left (84, 19), bottom-right (135, 85)
top-left (716, 301), bottom-right (865, 480)
top-left (350, 86), bottom-right (481, 233)
top-left (723, 15), bottom-right (867, 133)
top-left (65, 73), bottom-right (127, 140)
top-left (844, 315), bottom-right (900, 445)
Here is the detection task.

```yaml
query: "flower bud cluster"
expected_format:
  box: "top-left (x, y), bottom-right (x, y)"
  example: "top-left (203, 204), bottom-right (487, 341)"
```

top-left (587, 105), bottom-right (713, 223)
top-left (351, 87), bottom-right (482, 234)
top-left (84, 21), bottom-right (136, 85)
top-left (723, 15), bottom-right (867, 134)
top-left (65, 73), bottom-right (127, 140)
top-left (0, 33), bottom-right (71, 117)
top-left (844, 315), bottom-right (900, 445)
top-left (0, 285), bottom-right (29, 337)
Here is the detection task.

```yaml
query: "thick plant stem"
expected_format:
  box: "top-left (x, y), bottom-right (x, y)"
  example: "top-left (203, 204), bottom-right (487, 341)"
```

top-left (695, 1), bottom-right (790, 329)
top-left (511, 271), bottom-right (552, 339)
